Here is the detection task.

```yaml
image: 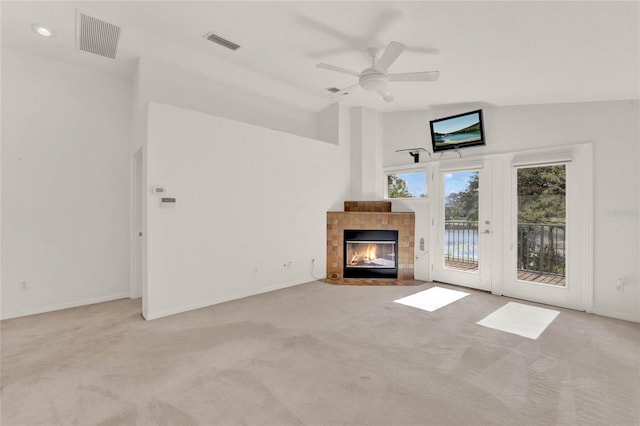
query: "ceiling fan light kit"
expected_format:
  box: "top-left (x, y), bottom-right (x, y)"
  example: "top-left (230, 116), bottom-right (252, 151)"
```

top-left (378, 87), bottom-right (394, 102)
top-left (317, 40), bottom-right (439, 103)
top-left (359, 72), bottom-right (388, 91)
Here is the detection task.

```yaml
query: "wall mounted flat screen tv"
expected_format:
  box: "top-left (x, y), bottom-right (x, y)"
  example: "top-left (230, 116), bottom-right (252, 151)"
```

top-left (429, 109), bottom-right (485, 152)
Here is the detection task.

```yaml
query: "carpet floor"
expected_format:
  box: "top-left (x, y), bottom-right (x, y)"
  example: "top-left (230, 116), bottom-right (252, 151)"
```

top-left (2, 281), bottom-right (639, 425)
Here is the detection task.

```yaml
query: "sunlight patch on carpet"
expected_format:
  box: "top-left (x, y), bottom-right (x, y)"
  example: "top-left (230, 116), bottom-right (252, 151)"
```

top-left (477, 302), bottom-right (560, 339)
top-left (394, 286), bottom-right (470, 312)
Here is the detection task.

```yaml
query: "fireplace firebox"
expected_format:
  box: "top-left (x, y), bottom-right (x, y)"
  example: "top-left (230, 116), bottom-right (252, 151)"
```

top-left (343, 230), bottom-right (398, 279)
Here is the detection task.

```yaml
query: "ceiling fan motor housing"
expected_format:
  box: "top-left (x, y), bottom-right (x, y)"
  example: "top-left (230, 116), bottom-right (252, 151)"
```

top-left (359, 70), bottom-right (389, 91)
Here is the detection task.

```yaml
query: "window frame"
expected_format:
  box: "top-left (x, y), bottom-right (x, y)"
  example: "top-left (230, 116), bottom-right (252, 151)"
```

top-left (383, 165), bottom-right (428, 200)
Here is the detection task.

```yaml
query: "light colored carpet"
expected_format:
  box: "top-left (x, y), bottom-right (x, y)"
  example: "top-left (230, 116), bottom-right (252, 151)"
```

top-left (394, 286), bottom-right (469, 312)
top-left (2, 281), bottom-right (639, 425)
top-left (477, 301), bottom-right (560, 339)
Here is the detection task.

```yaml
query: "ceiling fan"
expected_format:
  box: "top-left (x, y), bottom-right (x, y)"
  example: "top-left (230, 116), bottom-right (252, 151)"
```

top-left (317, 41), bottom-right (439, 103)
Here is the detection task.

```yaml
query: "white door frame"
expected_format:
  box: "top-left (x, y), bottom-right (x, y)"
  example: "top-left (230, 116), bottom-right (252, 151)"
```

top-left (130, 148), bottom-right (143, 299)
top-left (500, 144), bottom-right (594, 311)
top-left (426, 144), bottom-right (593, 312)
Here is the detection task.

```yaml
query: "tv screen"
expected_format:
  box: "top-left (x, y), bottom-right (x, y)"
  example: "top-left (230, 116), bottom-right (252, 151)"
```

top-left (430, 109), bottom-right (485, 152)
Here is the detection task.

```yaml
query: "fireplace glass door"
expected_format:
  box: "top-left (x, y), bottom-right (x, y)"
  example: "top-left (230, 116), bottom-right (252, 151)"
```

top-left (345, 241), bottom-right (396, 268)
top-left (343, 230), bottom-right (398, 279)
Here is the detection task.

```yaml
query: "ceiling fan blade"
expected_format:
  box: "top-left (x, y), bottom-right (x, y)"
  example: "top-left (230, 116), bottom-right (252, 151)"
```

top-left (389, 71), bottom-right (440, 82)
top-left (317, 63), bottom-right (361, 77)
top-left (377, 87), bottom-right (394, 103)
top-left (405, 46), bottom-right (440, 54)
top-left (298, 16), bottom-right (353, 45)
top-left (375, 41), bottom-right (406, 72)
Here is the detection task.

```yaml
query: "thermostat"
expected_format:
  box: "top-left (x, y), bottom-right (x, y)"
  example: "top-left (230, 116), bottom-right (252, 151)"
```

top-left (151, 186), bottom-right (166, 195)
top-left (160, 197), bottom-right (176, 208)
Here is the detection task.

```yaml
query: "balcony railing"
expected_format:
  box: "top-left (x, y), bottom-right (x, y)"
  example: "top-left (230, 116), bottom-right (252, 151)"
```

top-left (517, 222), bottom-right (565, 277)
top-left (444, 220), bottom-right (566, 279)
top-left (444, 220), bottom-right (478, 266)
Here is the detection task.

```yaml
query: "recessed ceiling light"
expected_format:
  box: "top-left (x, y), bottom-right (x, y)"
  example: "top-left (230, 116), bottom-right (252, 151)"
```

top-left (31, 24), bottom-right (55, 38)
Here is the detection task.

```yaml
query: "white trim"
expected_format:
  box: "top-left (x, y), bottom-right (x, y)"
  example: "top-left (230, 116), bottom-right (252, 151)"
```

top-left (591, 308), bottom-right (640, 324)
top-left (1, 293), bottom-right (130, 320)
top-left (490, 155), bottom-right (507, 297)
top-left (421, 142), bottom-right (590, 165)
top-left (512, 150), bottom-right (573, 167)
top-left (582, 143), bottom-right (594, 314)
top-left (143, 279), bottom-right (313, 320)
top-left (384, 196), bottom-right (429, 202)
top-left (383, 164), bottom-right (427, 174)
top-left (130, 148), bottom-right (143, 300)
top-left (439, 159), bottom-right (485, 172)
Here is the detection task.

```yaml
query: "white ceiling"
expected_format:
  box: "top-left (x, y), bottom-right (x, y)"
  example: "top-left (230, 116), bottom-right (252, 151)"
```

top-left (3, 1), bottom-right (639, 113)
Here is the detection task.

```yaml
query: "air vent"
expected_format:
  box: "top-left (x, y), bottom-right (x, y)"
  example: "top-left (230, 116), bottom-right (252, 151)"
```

top-left (203, 32), bottom-right (240, 51)
top-left (325, 87), bottom-right (348, 96)
top-left (75, 10), bottom-right (121, 59)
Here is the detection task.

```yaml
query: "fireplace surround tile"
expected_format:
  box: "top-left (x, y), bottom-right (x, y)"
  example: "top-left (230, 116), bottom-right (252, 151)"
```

top-left (326, 202), bottom-right (415, 285)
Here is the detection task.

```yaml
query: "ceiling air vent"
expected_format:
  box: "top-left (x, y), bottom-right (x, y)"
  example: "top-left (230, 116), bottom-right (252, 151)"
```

top-left (75, 10), bottom-right (121, 59)
top-left (326, 87), bottom-right (348, 96)
top-left (203, 32), bottom-right (240, 51)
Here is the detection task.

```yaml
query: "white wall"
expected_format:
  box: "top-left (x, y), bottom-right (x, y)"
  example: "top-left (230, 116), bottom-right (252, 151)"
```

top-left (317, 103), bottom-right (340, 146)
top-left (351, 107), bottom-right (383, 200)
top-left (134, 56), bottom-right (320, 150)
top-left (1, 49), bottom-right (132, 319)
top-left (390, 197), bottom-right (430, 282)
top-left (144, 102), bottom-right (350, 320)
top-left (383, 100), bottom-right (640, 322)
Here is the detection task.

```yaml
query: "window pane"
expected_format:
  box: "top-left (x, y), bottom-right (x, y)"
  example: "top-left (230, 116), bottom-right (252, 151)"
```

top-left (444, 171), bottom-right (479, 272)
top-left (386, 171), bottom-right (427, 198)
top-left (517, 165), bottom-right (566, 286)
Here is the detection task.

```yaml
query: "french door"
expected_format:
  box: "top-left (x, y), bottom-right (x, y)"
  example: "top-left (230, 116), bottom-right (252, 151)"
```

top-left (432, 160), bottom-right (492, 291)
top-left (501, 147), bottom-right (592, 311)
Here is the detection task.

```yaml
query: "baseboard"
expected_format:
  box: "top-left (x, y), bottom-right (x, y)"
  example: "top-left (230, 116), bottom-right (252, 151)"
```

top-left (1, 293), bottom-right (131, 320)
top-left (144, 278), bottom-right (314, 320)
top-left (591, 307), bottom-right (640, 323)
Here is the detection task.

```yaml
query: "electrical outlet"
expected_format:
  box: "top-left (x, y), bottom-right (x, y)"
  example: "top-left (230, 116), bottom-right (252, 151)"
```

top-left (19, 281), bottom-right (28, 291)
top-left (616, 278), bottom-right (624, 292)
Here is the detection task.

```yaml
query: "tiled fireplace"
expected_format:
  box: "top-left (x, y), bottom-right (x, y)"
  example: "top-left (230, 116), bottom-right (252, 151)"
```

top-left (326, 201), bottom-right (415, 285)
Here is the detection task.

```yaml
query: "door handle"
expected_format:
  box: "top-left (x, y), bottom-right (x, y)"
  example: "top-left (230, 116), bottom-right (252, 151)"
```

top-left (482, 229), bottom-right (491, 234)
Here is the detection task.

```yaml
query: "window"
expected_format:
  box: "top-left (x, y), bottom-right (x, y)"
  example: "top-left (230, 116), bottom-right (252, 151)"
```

top-left (385, 170), bottom-right (427, 199)
top-left (516, 164), bottom-right (567, 283)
